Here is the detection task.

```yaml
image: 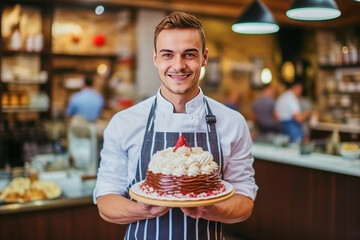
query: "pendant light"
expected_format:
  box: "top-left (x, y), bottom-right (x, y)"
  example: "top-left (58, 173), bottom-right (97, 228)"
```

top-left (286, 0), bottom-right (341, 21)
top-left (231, 0), bottom-right (279, 34)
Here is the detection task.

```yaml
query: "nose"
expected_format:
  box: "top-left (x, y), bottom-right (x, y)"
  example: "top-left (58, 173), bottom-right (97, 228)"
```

top-left (173, 55), bottom-right (186, 71)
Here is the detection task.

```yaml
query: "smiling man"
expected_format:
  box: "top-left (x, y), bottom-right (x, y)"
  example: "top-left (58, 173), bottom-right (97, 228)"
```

top-left (94, 11), bottom-right (258, 240)
top-left (153, 27), bottom-right (207, 111)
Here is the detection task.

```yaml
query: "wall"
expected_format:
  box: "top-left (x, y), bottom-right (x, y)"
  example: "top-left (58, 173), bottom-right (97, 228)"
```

top-left (199, 16), bottom-right (280, 119)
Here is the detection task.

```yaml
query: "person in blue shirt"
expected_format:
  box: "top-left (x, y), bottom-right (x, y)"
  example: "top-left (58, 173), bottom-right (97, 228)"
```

top-left (66, 75), bottom-right (104, 122)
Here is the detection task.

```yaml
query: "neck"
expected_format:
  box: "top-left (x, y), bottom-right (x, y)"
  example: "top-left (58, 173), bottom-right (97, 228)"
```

top-left (171, 97), bottom-right (187, 113)
top-left (160, 88), bottom-right (199, 113)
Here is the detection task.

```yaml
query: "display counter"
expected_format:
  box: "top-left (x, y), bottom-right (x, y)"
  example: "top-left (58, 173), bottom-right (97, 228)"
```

top-left (252, 142), bottom-right (360, 177)
top-left (0, 169), bottom-right (127, 240)
top-left (0, 170), bottom-right (95, 215)
top-left (310, 121), bottom-right (360, 142)
top-left (310, 122), bottom-right (360, 134)
top-left (224, 142), bottom-right (360, 240)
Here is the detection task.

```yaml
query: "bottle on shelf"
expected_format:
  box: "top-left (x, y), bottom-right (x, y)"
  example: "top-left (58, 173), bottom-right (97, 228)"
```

top-left (326, 129), bottom-right (340, 155)
top-left (25, 34), bottom-right (35, 52)
top-left (9, 24), bottom-right (22, 51)
top-left (2, 93), bottom-right (9, 107)
top-left (348, 43), bottom-right (358, 65)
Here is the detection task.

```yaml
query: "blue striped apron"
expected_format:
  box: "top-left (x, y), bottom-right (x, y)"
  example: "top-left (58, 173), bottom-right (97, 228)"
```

top-left (124, 98), bottom-right (224, 240)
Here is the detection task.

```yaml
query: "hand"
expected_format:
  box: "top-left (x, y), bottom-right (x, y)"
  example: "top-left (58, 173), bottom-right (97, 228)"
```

top-left (138, 201), bottom-right (170, 218)
top-left (180, 206), bottom-right (211, 219)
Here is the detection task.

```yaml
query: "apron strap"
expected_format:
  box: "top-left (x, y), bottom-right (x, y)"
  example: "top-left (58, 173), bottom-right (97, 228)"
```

top-left (145, 98), bottom-right (156, 133)
top-left (204, 98), bottom-right (217, 133)
top-left (204, 98), bottom-right (224, 178)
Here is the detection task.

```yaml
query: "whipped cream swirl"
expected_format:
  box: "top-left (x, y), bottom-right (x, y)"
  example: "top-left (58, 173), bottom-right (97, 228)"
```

top-left (148, 146), bottom-right (218, 177)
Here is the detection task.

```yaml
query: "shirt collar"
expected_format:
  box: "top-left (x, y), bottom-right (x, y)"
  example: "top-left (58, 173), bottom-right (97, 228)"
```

top-left (156, 88), bottom-right (204, 114)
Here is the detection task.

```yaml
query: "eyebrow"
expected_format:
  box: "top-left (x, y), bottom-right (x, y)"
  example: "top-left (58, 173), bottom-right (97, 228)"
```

top-left (159, 48), bottom-right (200, 53)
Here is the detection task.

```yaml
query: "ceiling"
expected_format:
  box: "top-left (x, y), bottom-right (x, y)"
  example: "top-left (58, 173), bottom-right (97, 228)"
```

top-left (93, 0), bottom-right (360, 29)
top-left (12, 0), bottom-right (360, 29)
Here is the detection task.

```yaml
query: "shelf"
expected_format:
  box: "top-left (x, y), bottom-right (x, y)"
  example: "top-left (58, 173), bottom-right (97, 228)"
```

top-left (310, 122), bottom-right (360, 134)
top-left (318, 64), bottom-right (360, 70)
top-left (53, 53), bottom-right (119, 59)
top-left (1, 50), bottom-right (46, 57)
top-left (326, 105), bottom-right (352, 108)
top-left (1, 80), bottom-right (47, 85)
top-left (2, 107), bottom-right (49, 113)
top-left (324, 91), bottom-right (360, 95)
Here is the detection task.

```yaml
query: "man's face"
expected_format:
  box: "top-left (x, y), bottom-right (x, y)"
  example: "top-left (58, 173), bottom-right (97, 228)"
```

top-left (153, 28), bottom-right (208, 101)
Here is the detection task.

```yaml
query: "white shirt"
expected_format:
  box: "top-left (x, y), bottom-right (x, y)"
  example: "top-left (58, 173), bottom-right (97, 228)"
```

top-left (93, 89), bottom-right (258, 202)
top-left (275, 90), bottom-right (301, 121)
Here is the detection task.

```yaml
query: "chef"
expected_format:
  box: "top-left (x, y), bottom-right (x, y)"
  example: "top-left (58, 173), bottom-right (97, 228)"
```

top-left (93, 11), bottom-right (258, 240)
top-left (275, 81), bottom-right (312, 143)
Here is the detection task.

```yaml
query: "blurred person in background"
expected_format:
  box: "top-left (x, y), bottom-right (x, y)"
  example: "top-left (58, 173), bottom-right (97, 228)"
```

top-left (225, 90), bottom-right (241, 111)
top-left (275, 81), bottom-right (312, 143)
top-left (66, 74), bottom-right (104, 122)
top-left (252, 84), bottom-right (279, 141)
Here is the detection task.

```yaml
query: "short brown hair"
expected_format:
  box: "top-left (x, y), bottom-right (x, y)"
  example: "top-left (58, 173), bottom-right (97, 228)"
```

top-left (154, 11), bottom-right (206, 53)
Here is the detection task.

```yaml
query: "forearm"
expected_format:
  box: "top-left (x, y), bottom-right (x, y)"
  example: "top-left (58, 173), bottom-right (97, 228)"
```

top-left (204, 194), bottom-right (254, 223)
top-left (294, 111), bottom-right (312, 123)
top-left (181, 194), bottom-right (254, 224)
top-left (96, 194), bottom-right (146, 224)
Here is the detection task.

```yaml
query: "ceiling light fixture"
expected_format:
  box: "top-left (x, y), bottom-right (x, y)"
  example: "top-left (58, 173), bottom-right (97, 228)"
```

top-left (286, 0), bottom-right (341, 21)
top-left (95, 5), bottom-right (105, 15)
top-left (231, 0), bottom-right (279, 34)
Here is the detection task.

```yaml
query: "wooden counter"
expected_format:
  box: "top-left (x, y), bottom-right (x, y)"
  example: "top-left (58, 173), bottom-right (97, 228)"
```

top-left (224, 144), bottom-right (360, 240)
top-left (0, 197), bottom-right (127, 240)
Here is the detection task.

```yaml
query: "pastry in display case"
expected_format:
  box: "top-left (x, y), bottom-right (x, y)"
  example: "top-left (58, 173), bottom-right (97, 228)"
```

top-left (0, 177), bottom-right (61, 203)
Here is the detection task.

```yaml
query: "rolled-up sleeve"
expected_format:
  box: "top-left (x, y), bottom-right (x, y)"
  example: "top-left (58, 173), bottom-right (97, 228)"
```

top-left (222, 115), bottom-right (258, 201)
top-left (93, 115), bottom-right (129, 203)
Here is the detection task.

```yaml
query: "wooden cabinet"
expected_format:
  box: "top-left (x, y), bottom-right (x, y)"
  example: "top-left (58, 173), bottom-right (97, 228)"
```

top-left (224, 159), bottom-right (360, 240)
top-left (0, 201), bottom-right (127, 240)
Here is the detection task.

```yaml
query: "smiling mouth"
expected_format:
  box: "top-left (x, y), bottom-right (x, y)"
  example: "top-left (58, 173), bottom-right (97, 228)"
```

top-left (167, 73), bottom-right (191, 79)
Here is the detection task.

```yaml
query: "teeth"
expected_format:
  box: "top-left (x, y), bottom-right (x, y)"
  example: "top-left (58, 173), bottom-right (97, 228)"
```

top-left (169, 74), bottom-right (188, 78)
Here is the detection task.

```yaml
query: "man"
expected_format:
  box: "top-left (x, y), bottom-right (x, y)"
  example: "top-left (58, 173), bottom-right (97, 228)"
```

top-left (252, 84), bottom-right (279, 139)
top-left (94, 11), bottom-right (257, 239)
top-left (66, 75), bottom-right (104, 122)
top-left (275, 81), bottom-right (312, 142)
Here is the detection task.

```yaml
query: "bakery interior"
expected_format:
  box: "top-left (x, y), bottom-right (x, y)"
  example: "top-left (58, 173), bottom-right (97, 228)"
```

top-left (1, 0), bottom-right (360, 239)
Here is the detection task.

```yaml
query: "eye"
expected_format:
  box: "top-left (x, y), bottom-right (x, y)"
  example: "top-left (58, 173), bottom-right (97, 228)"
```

top-left (161, 53), bottom-right (172, 59)
top-left (184, 53), bottom-right (197, 58)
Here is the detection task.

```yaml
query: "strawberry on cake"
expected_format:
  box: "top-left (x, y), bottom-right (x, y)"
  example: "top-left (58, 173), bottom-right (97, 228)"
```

top-left (139, 135), bottom-right (226, 198)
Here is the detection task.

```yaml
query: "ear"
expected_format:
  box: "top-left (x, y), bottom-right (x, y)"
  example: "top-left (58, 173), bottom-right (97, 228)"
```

top-left (202, 48), bottom-right (209, 67)
top-left (153, 49), bottom-right (158, 68)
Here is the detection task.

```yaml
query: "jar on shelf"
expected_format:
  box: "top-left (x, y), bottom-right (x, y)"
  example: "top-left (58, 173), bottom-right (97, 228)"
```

top-left (2, 92), bottom-right (9, 107)
top-left (9, 92), bottom-right (19, 107)
top-left (33, 33), bottom-right (43, 52)
top-left (9, 25), bottom-right (22, 51)
top-left (19, 92), bottom-right (29, 107)
top-left (25, 34), bottom-right (35, 52)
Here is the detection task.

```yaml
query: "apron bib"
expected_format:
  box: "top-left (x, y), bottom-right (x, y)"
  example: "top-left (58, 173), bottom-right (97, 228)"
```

top-left (125, 98), bottom-right (224, 240)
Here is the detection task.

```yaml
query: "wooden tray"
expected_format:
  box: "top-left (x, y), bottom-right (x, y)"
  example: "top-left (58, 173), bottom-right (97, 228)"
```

top-left (129, 181), bottom-right (235, 207)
